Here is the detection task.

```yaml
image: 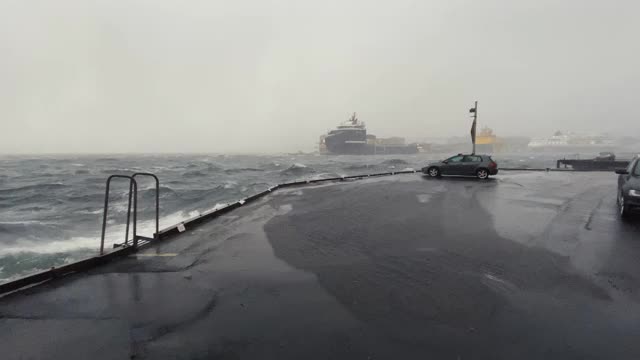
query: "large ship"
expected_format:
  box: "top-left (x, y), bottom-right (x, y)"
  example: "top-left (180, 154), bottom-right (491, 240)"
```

top-left (461, 126), bottom-right (529, 154)
top-left (475, 126), bottom-right (499, 153)
top-left (528, 131), bottom-right (615, 153)
top-left (319, 113), bottom-right (418, 155)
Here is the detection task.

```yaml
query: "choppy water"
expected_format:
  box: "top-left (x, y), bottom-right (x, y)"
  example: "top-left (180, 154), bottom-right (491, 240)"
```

top-left (0, 153), bottom-right (561, 283)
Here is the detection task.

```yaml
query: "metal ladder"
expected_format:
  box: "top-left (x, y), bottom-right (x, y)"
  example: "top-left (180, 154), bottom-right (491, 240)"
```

top-left (99, 173), bottom-right (160, 255)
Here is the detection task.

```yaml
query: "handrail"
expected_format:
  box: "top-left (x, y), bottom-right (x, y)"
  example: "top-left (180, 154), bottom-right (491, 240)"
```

top-left (131, 172), bottom-right (160, 240)
top-left (100, 175), bottom-right (137, 255)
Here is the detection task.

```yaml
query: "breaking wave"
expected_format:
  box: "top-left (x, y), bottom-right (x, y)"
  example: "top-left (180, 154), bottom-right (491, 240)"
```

top-left (343, 164), bottom-right (376, 170)
top-left (0, 153), bottom-right (447, 282)
top-left (280, 163), bottom-right (316, 175)
top-left (381, 159), bottom-right (409, 166)
top-left (0, 183), bottom-right (68, 194)
top-left (224, 168), bottom-right (265, 174)
top-left (183, 170), bottom-right (208, 178)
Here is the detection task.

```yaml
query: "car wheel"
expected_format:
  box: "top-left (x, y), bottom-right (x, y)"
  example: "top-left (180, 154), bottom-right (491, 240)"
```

top-left (476, 168), bottom-right (489, 179)
top-left (428, 167), bottom-right (441, 177)
top-left (619, 191), bottom-right (631, 219)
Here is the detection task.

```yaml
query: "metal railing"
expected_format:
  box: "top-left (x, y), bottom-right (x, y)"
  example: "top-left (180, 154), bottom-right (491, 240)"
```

top-left (131, 172), bottom-right (160, 241)
top-left (99, 173), bottom-right (160, 255)
top-left (100, 175), bottom-right (137, 255)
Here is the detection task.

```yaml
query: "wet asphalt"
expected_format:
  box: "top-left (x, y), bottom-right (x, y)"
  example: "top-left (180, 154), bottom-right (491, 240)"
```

top-left (1, 171), bottom-right (640, 359)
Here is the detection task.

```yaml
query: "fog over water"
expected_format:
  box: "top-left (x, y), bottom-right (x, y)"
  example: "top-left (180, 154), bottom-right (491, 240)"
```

top-left (1, 0), bottom-right (639, 154)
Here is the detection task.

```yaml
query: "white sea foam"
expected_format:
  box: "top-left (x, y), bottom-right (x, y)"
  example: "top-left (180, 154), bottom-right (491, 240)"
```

top-left (210, 203), bottom-right (227, 211)
top-left (75, 209), bottom-right (103, 215)
top-left (0, 220), bottom-right (56, 226)
top-left (0, 210), bottom-right (199, 256)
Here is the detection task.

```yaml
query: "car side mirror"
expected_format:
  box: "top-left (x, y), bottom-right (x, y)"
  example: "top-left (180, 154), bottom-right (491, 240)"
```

top-left (615, 169), bottom-right (629, 175)
top-left (442, 160), bottom-right (448, 164)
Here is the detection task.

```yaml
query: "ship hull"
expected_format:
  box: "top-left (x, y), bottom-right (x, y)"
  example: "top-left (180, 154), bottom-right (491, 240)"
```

top-left (528, 145), bottom-right (616, 154)
top-left (325, 143), bottom-right (419, 155)
top-left (475, 143), bottom-right (494, 154)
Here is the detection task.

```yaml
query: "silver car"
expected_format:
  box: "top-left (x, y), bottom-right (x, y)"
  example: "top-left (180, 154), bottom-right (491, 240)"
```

top-left (422, 154), bottom-right (499, 179)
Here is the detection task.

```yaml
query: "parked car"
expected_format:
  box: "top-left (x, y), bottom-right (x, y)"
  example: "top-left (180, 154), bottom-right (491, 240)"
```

top-left (422, 154), bottom-right (498, 179)
top-left (616, 156), bottom-right (640, 219)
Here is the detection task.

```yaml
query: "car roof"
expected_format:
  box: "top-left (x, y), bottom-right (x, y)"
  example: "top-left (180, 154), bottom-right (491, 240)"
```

top-left (451, 154), bottom-right (490, 157)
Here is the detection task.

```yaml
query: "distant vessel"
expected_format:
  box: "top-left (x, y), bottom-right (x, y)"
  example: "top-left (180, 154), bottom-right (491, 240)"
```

top-left (528, 131), bottom-right (615, 153)
top-left (471, 127), bottom-right (529, 154)
top-left (319, 113), bottom-right (418, 155)
top-left (475, 127), bottom-right (499, 153)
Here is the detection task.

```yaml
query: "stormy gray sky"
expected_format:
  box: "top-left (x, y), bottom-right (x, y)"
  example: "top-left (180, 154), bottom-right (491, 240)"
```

top-left (1, 0), bottom-right (638, 154)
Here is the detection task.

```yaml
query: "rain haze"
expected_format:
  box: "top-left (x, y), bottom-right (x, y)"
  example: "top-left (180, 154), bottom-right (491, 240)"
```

top-left (1, 0), bottom-right (638, 154)
top-left (5, 1), bottom-right (640, 356)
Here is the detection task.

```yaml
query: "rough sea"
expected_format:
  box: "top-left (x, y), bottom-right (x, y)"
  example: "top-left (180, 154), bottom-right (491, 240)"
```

top-left (0, 153), bottom-right (563, 283)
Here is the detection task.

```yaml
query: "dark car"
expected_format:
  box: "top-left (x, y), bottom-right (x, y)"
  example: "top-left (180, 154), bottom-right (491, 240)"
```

top-left (422, 154), bottom-right (498, 179)
top-left (616, 156), bottom-right (640, 218)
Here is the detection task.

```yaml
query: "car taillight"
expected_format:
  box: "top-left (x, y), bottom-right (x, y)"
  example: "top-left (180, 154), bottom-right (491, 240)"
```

top-left (489, 161), bottom-right (497, 168)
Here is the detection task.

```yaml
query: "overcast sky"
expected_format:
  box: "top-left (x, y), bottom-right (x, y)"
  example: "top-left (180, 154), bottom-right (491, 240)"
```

top-left (1, 0), bottom-right (638, 154)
